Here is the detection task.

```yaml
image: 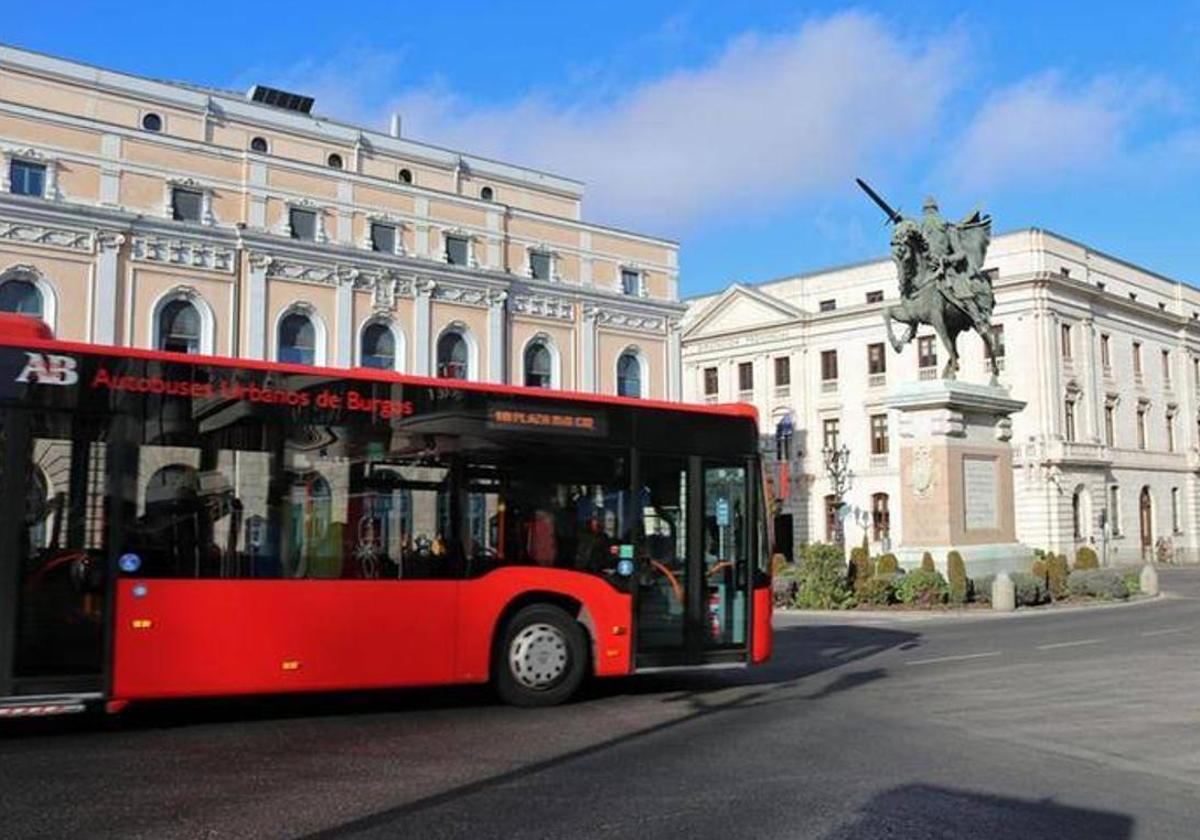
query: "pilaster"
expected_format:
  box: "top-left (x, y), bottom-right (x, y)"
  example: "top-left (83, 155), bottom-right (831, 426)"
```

top-left (92, 230), bottom-right (124, 344)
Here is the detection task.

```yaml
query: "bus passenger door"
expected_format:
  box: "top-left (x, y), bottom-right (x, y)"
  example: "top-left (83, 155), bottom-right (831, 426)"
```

top-left (0, 408), bottom-right (108, 699)
top-left (634, 457), bottom-right (751, 667)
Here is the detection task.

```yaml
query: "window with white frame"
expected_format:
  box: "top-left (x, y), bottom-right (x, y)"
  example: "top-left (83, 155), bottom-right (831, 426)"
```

top-left (9, 158), bottom-right (46, 197)
top-left (289, 208), bottom-right (318, 241)
top-left (371, 223), bottom-right (398, 254)
top-left (437, 330), bottom-right (470, 379)
top-left (524, 340), bottom-right (554, 388)
top-left (157, 298), bottom-right (202, 354)
top-left (0, 275), bottom-right (43, 316)
top-left (703, 367), bottom-right (718, 397)
top-left (529, 250), bottom-right (553, 281)
top-left (278, 311), bottom-right (318, 365)
top-left (617, 351), bottom-right (643, 397)
top-left (360, 322), bottom-right (396, 370)
top-left (445, 234), bottom-right (470, 266)
top-left (620, 268), bottom-right (641, 296)
top-left (1172, 487), bottom-right (1181, 533)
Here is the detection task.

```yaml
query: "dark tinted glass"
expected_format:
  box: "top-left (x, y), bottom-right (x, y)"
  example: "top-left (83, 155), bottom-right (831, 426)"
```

top-left (171, 188), bottom-right (203, 222)
top-left (289, 209), bottom-right (317, 241)
top-left (371, 223), bottom-right (396, 253)
top-left (159, 299), bottom-right (201, 353)
top-left (10, 160), bottom-right (46, 197)
top-left (446, 235), bottom-right (469, 266)
top-left (279, 313), bottom-right (316, 364)
top-left (530, 251), bottom-right (551, 281)
top-left (361, 322), bottom-right (395, 369)
top-left (0, 279), bottom-right (42, 315)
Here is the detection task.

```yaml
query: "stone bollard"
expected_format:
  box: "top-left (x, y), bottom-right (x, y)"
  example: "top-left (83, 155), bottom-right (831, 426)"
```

top-left (992, 572), bottom-right (1016, 612)
top-left (1140, 564), bottom-right (1159, 597)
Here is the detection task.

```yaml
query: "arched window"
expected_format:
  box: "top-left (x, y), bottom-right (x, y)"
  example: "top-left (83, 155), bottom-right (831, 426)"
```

top-left (524, 341), bottom-right (553, 388)
top-left (480, 186), bottom-right (494, 201)
top-left (398, 168), bottom-right (413, 184)
top-left (327, 153), bottom-right (344, 169)
top-left (141, 112), bottom-right (163, 132)
top-left (250, 136), bottom-right (269, 153)
top-left (286, 473), bottom-right (333, 578)
top-left (361, 322), bottom-right (396, 370)
top-left (0, 278), bottom-right (42, 316)
top-left (157, 299), bottom-right (202, 354)
top-left (437, 331), bottom-right (469, 380)
top-left (278, 312), bottom-right (317, 365)
top-left (617, 351), bottom-right (643, 398)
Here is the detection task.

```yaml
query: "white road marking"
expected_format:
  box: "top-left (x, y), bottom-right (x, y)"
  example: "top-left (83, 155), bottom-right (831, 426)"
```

top-left (1139, 627), bottom-right (1191, 637)
top-left (905, 651), bottom-right (1002, 666)
top-left (1036, 638), bottom-right (1105, 650)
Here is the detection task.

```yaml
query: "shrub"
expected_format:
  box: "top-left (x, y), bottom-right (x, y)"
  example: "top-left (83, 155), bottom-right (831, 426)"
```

top-left (971, 575), bottom-right (995, 605)
top-left (1030, 558), bottom-right (1047, 585)
top-left (771, 553), bottom-right (789, 576)
top-left (1121, 566), bottom-right (1142, 596)
top-left (1074, 546), bottom-right (1099, 571)
top-left (920, 552), bottom-right (936, 573)
top-left (947, 551), bottom-right (968, 605)
top-left (793, 543), bottom-right (853, 609)
top-left (1046, 554), bottom-right (1070, 601)
top-left (876, 553), bottom-right (899, 576)
top-left (896, 568), bottom-right (948, 607)
top-left (1010, 572), bottom-right (1049, 607)
top-left (858, 574), bottom-right (898, 607)
top-left (848, 545), bottom-right (874, 598)
top-left (1068, 568), bottom-right (1129, 600)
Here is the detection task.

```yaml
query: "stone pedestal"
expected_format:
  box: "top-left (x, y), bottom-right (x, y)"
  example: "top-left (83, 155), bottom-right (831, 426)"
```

top-left (883, 379), bottom-right (1032, 576)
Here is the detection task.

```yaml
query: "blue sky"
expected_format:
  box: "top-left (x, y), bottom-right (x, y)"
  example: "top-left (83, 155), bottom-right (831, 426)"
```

top-left (6, 2), bottom-right (1200, 296)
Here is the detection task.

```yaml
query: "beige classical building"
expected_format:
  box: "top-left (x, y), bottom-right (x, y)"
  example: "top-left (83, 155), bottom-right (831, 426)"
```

top-left (684, 229), bottom-right (1200, 566)
top-left (0, 44), bottom-right (682, 398)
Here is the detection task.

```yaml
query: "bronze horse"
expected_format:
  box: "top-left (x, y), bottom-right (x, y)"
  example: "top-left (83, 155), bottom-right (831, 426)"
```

top-left (882, 219), bottom-right (1002, 380)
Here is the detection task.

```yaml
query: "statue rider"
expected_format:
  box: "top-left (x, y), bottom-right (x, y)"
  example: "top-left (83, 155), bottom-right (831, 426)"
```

top-left (919, 196), bottom-right (987, 327)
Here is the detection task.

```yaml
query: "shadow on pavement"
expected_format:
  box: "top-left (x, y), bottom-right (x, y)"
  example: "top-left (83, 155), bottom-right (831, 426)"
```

top-left (823, 783), bottom-right (1133, 840)
top-left (1, 622), bottom-right (918, 738)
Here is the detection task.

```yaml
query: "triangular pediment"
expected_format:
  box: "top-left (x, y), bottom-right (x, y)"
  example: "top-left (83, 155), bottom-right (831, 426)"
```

top-left (683, 283), bottom-right (802, 339)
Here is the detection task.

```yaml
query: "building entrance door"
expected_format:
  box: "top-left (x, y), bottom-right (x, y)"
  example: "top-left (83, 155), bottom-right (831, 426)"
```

top-left (1139, 487), bottom-right (1153, 559)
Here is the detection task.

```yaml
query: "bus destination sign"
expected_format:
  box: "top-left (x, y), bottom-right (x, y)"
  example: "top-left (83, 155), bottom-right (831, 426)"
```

top-left (487, 403), bottom-right (605, 435)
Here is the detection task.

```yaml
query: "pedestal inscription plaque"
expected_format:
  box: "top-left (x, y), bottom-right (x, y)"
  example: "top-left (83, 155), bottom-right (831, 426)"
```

top-left (963, 455), bottom-right (998, 530)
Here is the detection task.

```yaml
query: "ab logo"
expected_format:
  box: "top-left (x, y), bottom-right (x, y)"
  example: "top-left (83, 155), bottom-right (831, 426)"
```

top-left (15, 352), bottom-right (79, 385)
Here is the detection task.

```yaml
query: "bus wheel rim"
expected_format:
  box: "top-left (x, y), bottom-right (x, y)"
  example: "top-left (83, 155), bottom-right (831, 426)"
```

top-left (509, 622), bottom-right (570, 689)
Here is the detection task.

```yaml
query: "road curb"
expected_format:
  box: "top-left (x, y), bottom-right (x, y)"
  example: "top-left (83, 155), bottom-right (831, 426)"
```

top-left (776, 592), bottom-right (1166, 624)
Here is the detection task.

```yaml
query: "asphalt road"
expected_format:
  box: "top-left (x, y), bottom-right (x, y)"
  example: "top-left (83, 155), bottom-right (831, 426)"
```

top-left (4, 568), bottom-right (1200, 839)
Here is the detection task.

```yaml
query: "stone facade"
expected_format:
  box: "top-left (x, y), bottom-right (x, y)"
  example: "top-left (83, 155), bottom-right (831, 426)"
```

top-left (0, 44), bottom-right (683, 398)
top-left (683, 228), bottom-right (1200, 566)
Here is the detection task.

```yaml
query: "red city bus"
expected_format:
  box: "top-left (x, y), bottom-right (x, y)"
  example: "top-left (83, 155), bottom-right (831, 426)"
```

top-left (0, 314), bottom-right (771, 715)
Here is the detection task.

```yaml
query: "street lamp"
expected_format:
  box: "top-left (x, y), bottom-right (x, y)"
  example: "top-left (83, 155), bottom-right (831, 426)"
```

top-left (822, 443), bottom-right (851, 545)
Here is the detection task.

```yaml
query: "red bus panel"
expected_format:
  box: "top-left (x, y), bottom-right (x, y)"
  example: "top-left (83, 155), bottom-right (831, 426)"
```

top-left (752, 586), bottom-right (772, 664)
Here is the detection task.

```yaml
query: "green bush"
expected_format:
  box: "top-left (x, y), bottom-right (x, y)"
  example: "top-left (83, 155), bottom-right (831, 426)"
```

top-left (971, 575), bottom-right (995, 605)
top-left (947, 551), bottom-right (968, 605)
top-left (1074, 546), bottom-right (1100, 571)
top-left (896, 568), bottom-right (948, 607)
top-left (1121, 566), bottom-right (1142, 596)
top-left (1010, 572), bottom-right (1049, 606)
top-left (1067, 568), bottom-right (1129, 600)
top-left (876, 553), bottom-right (899, 576)
top-left (1047, 554), bottom-right (1070, 600)
top-left (857, 574), bottom-right (898, 607)
top-left (920, 552), bottom-right (936, 573)
top-left (793, 542), bottom-right (853, 610)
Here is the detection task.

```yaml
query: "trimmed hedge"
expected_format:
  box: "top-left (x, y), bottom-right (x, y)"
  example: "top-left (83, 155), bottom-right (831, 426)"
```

top-left (1047, 554), bottom-right (1070, 601)
top-left (920, 551), bottom-right (936, 573)
top-left (858, 574), bottom-right (899, 607)
top-left (947, 551), bottom-right (968, 605)
top-left (876, 553), bottom-right (899, 576)
top-left (896, 568), bottom-right (948, 607)
top-left (1074, 546), bottom-right (1100, 571)
top-left (848, 545), bottom-right (874, 598)
top-left (1068, 568), bottom-right (1129, 600)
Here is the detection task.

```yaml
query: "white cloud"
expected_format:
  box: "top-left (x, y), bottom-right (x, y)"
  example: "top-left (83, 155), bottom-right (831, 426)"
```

top-left (255, 13), bottom-right (964, 234)
top-left (943, 72), bottom-right (1178, 191)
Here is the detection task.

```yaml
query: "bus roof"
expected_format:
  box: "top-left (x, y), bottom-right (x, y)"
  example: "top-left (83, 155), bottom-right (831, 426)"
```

top-left (0, 313), bottom-right (758, 423)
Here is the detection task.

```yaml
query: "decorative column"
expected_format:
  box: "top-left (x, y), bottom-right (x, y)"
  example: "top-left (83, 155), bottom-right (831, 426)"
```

top-left (487, 290), bottom-right (508, 383)
top-left (93, 231), bottom-right (125, 345)
top-left (884, 379), bottom-right (1031, 575)
top-left (667, 319), bottom-right (683, 401)
top-left (246, 252), bottom-right (272, 360)
top-left (335, 269), bottom-right (356, 367)
top-left (413, 277), bottom-right (435, 376)
top-left (581, 304), bottom-right (599, 392)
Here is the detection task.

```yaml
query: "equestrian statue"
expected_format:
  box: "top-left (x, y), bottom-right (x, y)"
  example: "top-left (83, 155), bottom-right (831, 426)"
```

top-left (856, 178), bottom-right (1002, 381)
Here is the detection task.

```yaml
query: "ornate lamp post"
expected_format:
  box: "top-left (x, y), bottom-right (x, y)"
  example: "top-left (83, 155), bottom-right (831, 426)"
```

top-left (822, 443), bottom-right (851, 545)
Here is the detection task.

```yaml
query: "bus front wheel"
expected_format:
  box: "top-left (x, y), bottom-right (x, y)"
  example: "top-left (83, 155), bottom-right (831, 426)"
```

top-left (495, 604), bottom-right (587, 707)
